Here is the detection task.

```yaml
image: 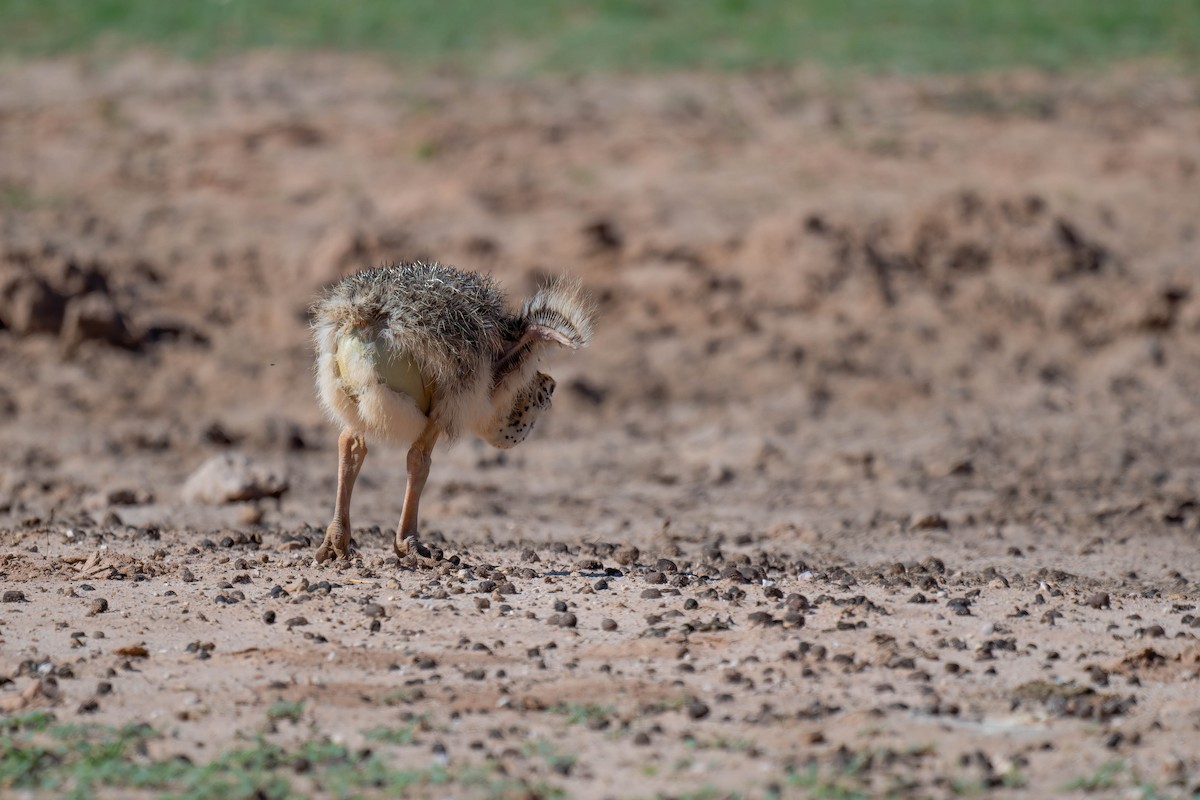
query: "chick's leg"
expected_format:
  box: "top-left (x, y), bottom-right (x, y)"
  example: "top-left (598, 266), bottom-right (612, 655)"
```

top-left (394, 421), bottom-right (440, 559)
top-left (315, 428), bottom-right (368, 563)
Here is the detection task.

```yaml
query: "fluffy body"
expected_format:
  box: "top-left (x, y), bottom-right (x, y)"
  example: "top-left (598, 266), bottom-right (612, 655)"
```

top-left (312, 262), bottom-right (594, 448)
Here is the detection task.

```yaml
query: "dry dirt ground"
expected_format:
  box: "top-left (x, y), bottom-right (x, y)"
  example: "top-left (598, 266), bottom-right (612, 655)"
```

top-left (2, 54), bottom-right (1200, 798)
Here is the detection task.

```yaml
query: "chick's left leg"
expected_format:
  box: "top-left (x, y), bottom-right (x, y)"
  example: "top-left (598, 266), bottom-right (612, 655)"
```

top-left (315, 428), bottom-right (368, 563)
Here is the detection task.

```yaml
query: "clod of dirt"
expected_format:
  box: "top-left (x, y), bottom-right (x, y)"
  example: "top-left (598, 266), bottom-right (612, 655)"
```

top-left (614, 545), bottom-right (640, 566)
top-left (912, 514), bottom-right (949, 531)
top-left (181, 452), bottom-right (289, 504)
top-left (0, 273), bottom-right (66, 334)
top-left (114, 645), bottom-right (149, 658)
top-left (1084, 592), bottom-right (1111, 609)
top-left (102, 488), bottom-right (154, 507)
top-left (785, 612), bottom-right (806, 629)
top-left (1116, 647), bottom-right (1168, 672)
top-left (2, 590), bottom-right (27, 602)
top-left (686, 698), bottom-right (711, 720)
top-left (921, 557), bottom-right (947, 574)
top-left (57, 260), bottom-right (110, 296)
top-left (1012, 680), bottom-right (1134, 720)
top-left (788, 593), bottom-right (810, 611)
top-left (0, 387), bottom-right (16, 419)
top-left (582, 218), bottom-right (623, 252)
top-left (240, 505), bottom-right (265, 526)
top-left (0, 678), bottom-right (57, 713)
top-left (61, 292), bottom-right (137, 350)
top-left (566, 377), bottom-right (607, 406)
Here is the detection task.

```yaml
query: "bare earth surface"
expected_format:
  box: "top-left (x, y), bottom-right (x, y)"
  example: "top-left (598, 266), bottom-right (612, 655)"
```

top-left (2, 54), bottom-right (1200, 798)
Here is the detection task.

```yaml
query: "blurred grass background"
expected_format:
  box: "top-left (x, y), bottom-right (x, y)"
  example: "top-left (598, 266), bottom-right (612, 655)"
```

top-left (0, 0), bottom-right (1198, 73)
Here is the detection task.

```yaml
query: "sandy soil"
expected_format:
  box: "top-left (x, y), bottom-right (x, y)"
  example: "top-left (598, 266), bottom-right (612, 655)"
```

top-left (1, 53), bottom-right (1200, 798)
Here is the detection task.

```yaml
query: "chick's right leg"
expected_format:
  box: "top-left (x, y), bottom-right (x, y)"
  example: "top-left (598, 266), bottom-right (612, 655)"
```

top-left (315, 428), bottom-right (368, 563)
top-left (394, 420), bottom-right (440, 561)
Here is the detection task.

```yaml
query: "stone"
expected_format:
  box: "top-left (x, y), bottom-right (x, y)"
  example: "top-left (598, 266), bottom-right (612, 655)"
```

top-left (182, 452), bottom-right (289, 505)
top-left (61, 292), bottom-right (137, 349)
top-left (0, 273), bottom-right (66, 335)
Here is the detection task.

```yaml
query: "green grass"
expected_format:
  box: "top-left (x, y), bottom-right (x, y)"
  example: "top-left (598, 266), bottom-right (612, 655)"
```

top-left (364, 724), bottom-right (417, 746)
top-left (264, 700), bottom-right (305, 725)
top-left (0, 712), bottom-right (560, 799)
top-left (785, 765), bottom-right (871, 800)
top-left (0, 0), bottom-right (1198, 74)
top-left (549, 702), bottom-right (615, 726)
top-left (0, 180), bottom-right (39, 211)
top-left (1061, 760), bottom-right (1173, 799)
top-left (1062, 759), bottom-right (1127, 792)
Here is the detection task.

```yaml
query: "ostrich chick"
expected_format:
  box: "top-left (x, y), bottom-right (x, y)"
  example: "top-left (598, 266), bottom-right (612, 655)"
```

top-left (310, 261), bottom-right (595, 563)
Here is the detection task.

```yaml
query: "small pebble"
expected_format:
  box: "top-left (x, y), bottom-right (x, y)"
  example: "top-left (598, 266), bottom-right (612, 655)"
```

top-left (115, 645), bottom-right (149, 658)
top-left (239, 505), bottom-right (264, 526)
top-left (614, 545), bottom-right (639, 565)
top-left (747, 611), bottom-right (775, 626)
